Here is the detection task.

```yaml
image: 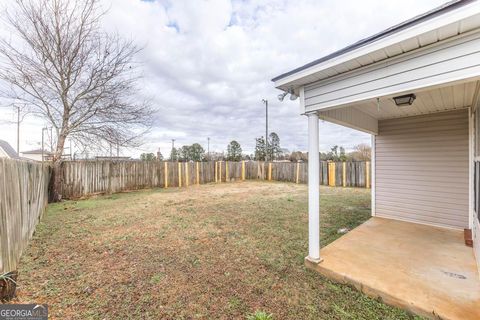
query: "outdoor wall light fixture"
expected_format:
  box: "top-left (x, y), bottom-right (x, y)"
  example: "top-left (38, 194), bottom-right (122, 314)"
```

top-left (277, 92), bottom-right (288, 101)
top-left (393, 93), bottom-right (416, 106)
top-left (278, 88), bottom-right (298, 101)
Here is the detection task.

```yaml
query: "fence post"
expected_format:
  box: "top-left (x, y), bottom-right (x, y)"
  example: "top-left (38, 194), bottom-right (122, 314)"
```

top-left (196, 162), bottom-right (200, 185)
top-left (268, 162), bottom-right (272, 181)
top-left (366, 161), bottom-right (370, 188)
top-left (241, 161), bottom-right (245, 181)
top-left (185, 162), bottom-right (189, 187)
top-left (219, 161), bottom-right (222, 183)
top-left (164, 162), bottom-right (168, 188)
top-left (342, 162), bottom-right (346, 187)
top-left (226, 161), bottom-right (229, 182)
top-left (296, 162), bottom-right (300, 184)
top-left (328, 162), bottom-right (336, 186)
top-left (214, 161), bottom-right (218, 183)
top-left (178, 162), bottom-right (182, 187)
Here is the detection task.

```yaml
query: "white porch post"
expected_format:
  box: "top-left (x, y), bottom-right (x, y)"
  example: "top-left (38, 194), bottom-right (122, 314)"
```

top-left (307, 112), bottom-right (321, 263)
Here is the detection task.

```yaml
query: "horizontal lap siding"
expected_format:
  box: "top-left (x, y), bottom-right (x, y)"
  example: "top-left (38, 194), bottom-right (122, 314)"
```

top-left (375, 109), bottom-right (469, 229)
top-left (303, 32), bottom-right (480, 111)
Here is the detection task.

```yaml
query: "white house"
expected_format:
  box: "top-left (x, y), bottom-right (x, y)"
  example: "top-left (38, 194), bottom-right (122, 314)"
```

top-left (20, 149), bottom-right (52, 162)
top-left (273, 1), bottom-right (480, 319)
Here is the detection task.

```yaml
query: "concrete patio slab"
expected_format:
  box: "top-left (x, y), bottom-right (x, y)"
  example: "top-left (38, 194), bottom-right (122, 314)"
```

top-left (305, 217), bottom-right (480, 320)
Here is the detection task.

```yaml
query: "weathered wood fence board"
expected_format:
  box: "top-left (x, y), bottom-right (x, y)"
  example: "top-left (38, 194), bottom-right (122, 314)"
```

top-left (0, 159), bottom-right (369, 274)
top-left (0, 159), bottom-right (50, 274)
top-left (61, 160), bottom-right (370, 199)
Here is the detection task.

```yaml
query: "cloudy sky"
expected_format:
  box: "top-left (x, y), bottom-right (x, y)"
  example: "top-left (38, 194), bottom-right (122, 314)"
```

top-left (0, 0), bottom-right (447, 157)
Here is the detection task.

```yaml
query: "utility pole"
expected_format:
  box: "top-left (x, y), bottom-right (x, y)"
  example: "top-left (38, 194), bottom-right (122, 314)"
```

top-left (50, 127), bottom-right (53, 152)
top-left (262, 99), bottom-right (268, 162)
top-left (41, 127), bottom-right (48, 163)
top-left (207, 137), bottom-right (210, 160)
top-left (16, 104), bottom-right (20, 154)
top-left (171, 139), bottom-right (175, 160)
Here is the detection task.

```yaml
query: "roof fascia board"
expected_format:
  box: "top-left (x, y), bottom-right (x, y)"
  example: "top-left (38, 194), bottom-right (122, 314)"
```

top-left (305, 28), bottom-right (480, 93)
top-left (274, 1), bottom-right (480, 88)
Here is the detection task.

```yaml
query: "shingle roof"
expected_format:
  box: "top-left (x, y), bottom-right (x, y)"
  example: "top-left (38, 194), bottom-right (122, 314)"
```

top-left (0, 139), bottom-right (19, 158)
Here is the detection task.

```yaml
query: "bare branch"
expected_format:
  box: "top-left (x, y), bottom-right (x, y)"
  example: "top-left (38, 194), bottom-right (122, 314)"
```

top-left (0, 0), bottom-right (152, 163)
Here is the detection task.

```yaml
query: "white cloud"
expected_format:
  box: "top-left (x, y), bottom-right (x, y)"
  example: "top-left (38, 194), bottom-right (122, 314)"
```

top-left (0, 0), bottom-right (447, 157)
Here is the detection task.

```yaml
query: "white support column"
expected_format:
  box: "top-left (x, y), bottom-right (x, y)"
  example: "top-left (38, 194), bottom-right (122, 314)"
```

top-left (307, 112), bottom-right (321, 263)
top-left (371, 134), bottom-right (376, 217)
top-left (469, 107), bottom-right (474, 229)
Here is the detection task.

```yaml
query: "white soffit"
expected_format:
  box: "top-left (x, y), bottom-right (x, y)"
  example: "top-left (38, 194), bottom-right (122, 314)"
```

top-left (320, 80), bottom-right (479, 121)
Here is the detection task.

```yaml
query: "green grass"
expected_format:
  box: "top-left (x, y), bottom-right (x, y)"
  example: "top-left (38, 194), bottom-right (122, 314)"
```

top-left (14, 181), bottom-right (423, 319)
top-left (247, 311), bottom-right (273, 320)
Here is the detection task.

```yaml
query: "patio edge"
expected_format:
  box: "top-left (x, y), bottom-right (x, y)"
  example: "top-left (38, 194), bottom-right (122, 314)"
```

top-left (305, 259), bottom-right (441, 320)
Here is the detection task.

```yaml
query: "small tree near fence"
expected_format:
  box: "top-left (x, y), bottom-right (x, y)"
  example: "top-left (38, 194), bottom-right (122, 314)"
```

top-left (227, 140), bottom-right (242, 161)
top-left (140, 153), bottom-right (156, 161)
top-left (254, 137), bottom-right (266, 161)
top-left (178, 143), bottom-right (205, 162)
top-left (267, 132), bottom-right (282, 160)
top-left (170, 148), bottom-right (179, 161)
top-left (348, 143), bottom-right (371, 161)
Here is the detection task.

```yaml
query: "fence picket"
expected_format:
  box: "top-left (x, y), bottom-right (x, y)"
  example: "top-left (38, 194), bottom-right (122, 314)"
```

top-left (0, 159), bottom-right (50, 274)
top-left (59, 160), bottom-right (370, 199)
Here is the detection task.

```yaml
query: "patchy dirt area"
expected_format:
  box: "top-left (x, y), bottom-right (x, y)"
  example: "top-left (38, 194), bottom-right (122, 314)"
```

top-left (12, 181), bottom-right (421, 319)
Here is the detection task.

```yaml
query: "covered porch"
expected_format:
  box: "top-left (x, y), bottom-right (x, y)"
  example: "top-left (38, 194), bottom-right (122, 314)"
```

top-left (306, 217), bottom-right (480, 319)
top-left (273, 1), bottom-right (480, 319)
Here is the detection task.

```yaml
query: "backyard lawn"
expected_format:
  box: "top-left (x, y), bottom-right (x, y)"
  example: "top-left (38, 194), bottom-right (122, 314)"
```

top-left (13, 181), bottom-right (421, 319)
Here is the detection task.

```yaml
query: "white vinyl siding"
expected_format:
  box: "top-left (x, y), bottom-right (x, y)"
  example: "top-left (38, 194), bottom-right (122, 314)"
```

top-left (375, 109), bottom-right (469, 229)
top-left (303, 30), bottom-right (480, 113)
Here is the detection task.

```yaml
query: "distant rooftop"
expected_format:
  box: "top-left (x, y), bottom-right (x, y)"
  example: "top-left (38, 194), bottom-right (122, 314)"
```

top-left (95, 156), bottom-right (132, 160)
top-left (21, 149), bottom-right (53, 155)
top-left (0, 139), bottom-right (19, 158)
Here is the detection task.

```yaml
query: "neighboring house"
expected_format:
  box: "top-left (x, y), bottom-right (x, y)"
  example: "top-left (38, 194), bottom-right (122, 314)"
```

top-left (0, 140), bottom-right (19, 159)
top-left (20, 149), bottom-right (53, 161)
top-left (273, 1), bottom-right (480, 319)
top-left (94, 156), bottom-right (131, 161)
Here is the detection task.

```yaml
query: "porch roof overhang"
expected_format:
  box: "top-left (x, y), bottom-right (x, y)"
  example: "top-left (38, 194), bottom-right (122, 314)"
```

top-left (273, 0), bottom-right (480, 135)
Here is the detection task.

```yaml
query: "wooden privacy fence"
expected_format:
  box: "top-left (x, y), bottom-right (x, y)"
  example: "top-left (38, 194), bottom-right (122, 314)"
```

top-left (61, 160), bottom-right (370, 199)
top-left (0, 159), bottom-right (50, 274)
top-left (0, 159), bottom-right (369, 275)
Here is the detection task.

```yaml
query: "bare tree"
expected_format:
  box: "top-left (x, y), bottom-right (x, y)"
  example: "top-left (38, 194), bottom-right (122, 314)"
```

top-left (0, 0), bottom-right (152, 200)
top-left (348, 143), bottom-right (371, 161)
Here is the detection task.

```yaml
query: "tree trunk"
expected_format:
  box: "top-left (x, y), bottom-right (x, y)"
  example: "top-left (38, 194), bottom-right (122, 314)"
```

top-left (50, 133), bottom-right (67, 202)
